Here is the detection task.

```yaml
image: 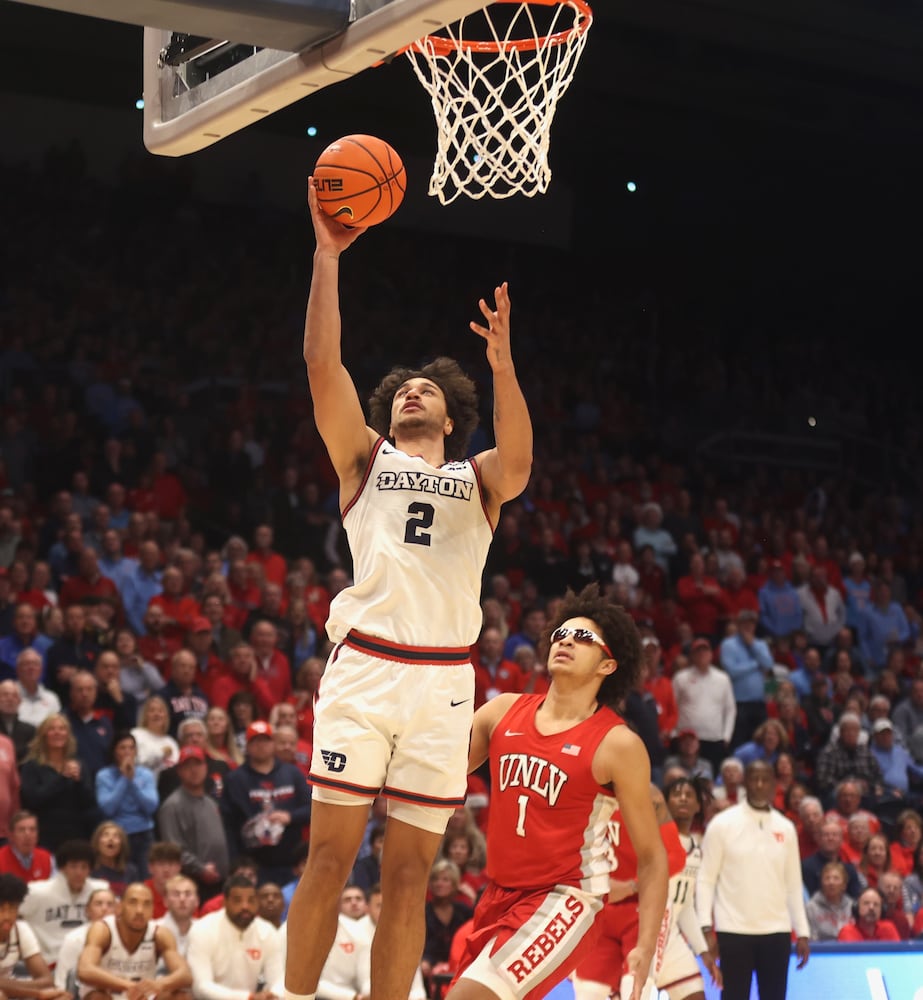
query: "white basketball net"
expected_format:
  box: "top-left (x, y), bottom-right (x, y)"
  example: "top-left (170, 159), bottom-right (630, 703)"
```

top-left (405, 1), bottom-right (593, 203)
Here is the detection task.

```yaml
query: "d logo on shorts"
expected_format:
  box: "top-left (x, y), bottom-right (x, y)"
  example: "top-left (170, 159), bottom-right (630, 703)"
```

top-left (320, 749), bottom-right (348, 772)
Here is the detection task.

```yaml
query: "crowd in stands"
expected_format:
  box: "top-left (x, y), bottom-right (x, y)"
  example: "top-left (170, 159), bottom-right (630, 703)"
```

top-left (0, 150), bottom-right (922, 999)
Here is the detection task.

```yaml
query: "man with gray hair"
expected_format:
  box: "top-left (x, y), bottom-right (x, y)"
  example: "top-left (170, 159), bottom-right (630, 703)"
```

top-left (813, 712), bottom-right (884, 805)
top-left (15, 647), bottom-right (61, 728)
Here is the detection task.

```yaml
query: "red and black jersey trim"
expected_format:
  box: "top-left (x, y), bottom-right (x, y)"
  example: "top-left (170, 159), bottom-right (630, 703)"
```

top-left (344, 629), bottom-right (471, 665)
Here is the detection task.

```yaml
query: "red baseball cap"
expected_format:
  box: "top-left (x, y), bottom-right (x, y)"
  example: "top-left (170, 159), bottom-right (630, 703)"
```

top-left (190, 616), bottom-right (212, 633)
top-left (178, 746), bottom-right (206, 765)
top-left (246, 721), bottom-right (273, 742)
top-left (691, 638), bottom-right (711, 652)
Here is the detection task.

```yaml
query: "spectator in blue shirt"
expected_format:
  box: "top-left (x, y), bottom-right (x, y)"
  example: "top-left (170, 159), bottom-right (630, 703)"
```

top-left (758, 560), bottom-right (804, 639)
top-left (721, 608), bottom-right (775, 748)
top-left (859, 581), bottom-right (910, 671)
top-left (869, 718), bottom-right (923, 802)
top-left (0, 603), bottom-right (53, 680)
top-left (119, 540), bottom-right (163, 635)
top-left (843, 552), bottom-right (872, 632)
top-left (96, 730), bottom-right (159, 878)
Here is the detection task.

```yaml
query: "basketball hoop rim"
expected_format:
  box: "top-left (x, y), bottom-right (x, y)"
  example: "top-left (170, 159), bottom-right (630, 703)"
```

top-left (404, 0), bottom-right (592, 56)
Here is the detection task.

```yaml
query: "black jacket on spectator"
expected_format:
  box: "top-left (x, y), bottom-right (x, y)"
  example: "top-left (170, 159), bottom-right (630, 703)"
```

top-left (20, 758), bottom-right (103, 850)
top-left (44, 635), bottom-right (101, 699)
top-left (65, 708), bottom-right (113, 777)
top-left (0, 715), bottom-right (35, 765)
top-left (158, 680), bottom-right (210, 738)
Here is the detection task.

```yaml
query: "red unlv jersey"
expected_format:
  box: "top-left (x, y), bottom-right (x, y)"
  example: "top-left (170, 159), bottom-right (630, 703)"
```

top-left (487, 694), bottom-right (622, 896)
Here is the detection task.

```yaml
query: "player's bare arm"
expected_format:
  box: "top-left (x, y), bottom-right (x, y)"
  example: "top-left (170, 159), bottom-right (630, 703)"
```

top-left (471, 283), bottom-right (533, 521)
top-left (304, 177), bottom-right (377, 495)
top-left (77, 922), bottom-right (128, 996)
top-left (595, 726), bottom-right (669, 1000)
top-left (0, 952), bottom-right (61, 999)
top-left (468, 693), bottom-right (519, 772)
top-left (153, 927), bottom-right (193, 993)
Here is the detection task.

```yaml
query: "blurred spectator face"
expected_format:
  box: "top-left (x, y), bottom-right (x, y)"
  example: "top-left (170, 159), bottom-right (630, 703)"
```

top-left (225, 537), bottom-right (248, 562)
top-left (86, 888), bottom-right (117, 922)
top-left (138, 542), bottom-right (161, 573)
top-left (856, 888), bottom-right (883, 926)
top-left (69, 672), bottom-right (98, 713)
top-left (250, 621), bottom-right (277, 656)
top-left (13, 603), bottom-right (37, 639)
top-left (818, 821), bottom-right (843, 856)
top-left (273, 726), bottom-right (298, 763)
top-left (178, 720), bottom-right (207, 748)
top-left (257, 883), bottom-right (284, 925)
top-left (61, 858), bottom-right (92, 895)
top-left (820, 864), bottom-right (847, 903)
top-left (171, 651), bottom-right (197, 688)
top-left (272, 704), bottom-right (298, 729)
top-left (339, 886), bottom-right (367, 919)
top-left (0, 681), bottom-right (21, 716)
top-left (254, 525), bottom-right (273, 551)
top-left (835, 782), bottom-right (862, 817)
top-left (78, 548), bottom-right (99, 579)
top-left (878, 872), bottom-right (903, 907)
top-left (225, 885), bottom-right (258, 930)
top-left (232, 641), bottom-right (260, 674)
top-left (839, 718), bottom-right (862, 749)
top-left (16, 650), bottom-right (43, 691)
top-left (202, 594), bottom-right (225, 625)
top-left (144, 604), bottom-right (166, 634)
top-left (64, 604), bottom-right (87, 639)
top-left (161, 567), bottom-right (184, 596)
top-left (203, 551), bottom-right (223, 577)
top-left (101, 530), bottom-right (123, 558)
top-left (478, 626), bottom-right (504, 663)
top-left (295, 658), bottom-right (324, 693)
top-left (149, 856), bottom-right (182, 890)
top-left (106, 482), bottom-right (126, 509)
top-left (10, 814), bottom-right (38, 855)
top-left (95, 651), bottom-right (120, 686)
top-left (688, 552), bottom-right (705, 576)
top-left (327, 568), bottom-right (350, 597)
top-left (260, 585), bottom-right (282, 615)
top-left (513, 644), bottom-right (537, 674)
top-left (165, 877), bottom-right (199, 921)
top-left (229, 560), bottom-right (249, 587)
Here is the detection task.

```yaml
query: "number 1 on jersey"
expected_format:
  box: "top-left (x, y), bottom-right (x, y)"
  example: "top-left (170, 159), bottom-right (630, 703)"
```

top-left (515, 794), bottom-right (529, 837)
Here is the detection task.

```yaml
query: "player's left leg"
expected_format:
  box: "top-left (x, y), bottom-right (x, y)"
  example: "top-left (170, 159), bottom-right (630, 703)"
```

top-left (752, 932), bottom-right (791, 1000)
top-left (371, 815), bottom-right (446, 1000)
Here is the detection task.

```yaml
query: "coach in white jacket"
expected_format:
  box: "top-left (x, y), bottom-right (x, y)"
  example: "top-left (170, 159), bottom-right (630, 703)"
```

top-left (696, 760), bottom-right (810, 1000)
top-left (186, 875), bottom-right (283, 1000)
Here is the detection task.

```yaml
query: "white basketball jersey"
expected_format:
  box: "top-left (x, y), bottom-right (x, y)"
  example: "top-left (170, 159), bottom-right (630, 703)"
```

top-left (80, 915), bottom-right (158, 998)
top-left (327, 439), bottom-right (493, 647)
top-left (669, 831), bottom-right (702, 920)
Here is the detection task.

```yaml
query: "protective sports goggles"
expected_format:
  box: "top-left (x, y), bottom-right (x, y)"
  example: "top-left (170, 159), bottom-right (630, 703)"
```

top-left (550, 626), bottom-right (614, 660)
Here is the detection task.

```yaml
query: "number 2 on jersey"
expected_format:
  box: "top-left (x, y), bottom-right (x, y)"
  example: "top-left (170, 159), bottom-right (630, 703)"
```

top-left (404, 501), bottom-right (435, 546)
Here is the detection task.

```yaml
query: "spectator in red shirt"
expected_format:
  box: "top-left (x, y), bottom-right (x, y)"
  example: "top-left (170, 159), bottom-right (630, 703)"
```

top-left (58, 548), bottom-right (120, 613)
top-left (148, 566), bottom-right (199, 644)
top-left (641, 635), bottom-right (677, 742)
top-left (149, 451), bottom-right (188, 522)
top-left (136, 604), bottom-right (182, 680)
top-left (836, 886), bottom-right (900, 941)
top-left (0, 810), bottom-right (53, 882)
top-left (144, 840), bottom-right (183, 919)
top-left (210, 642), bottom-right (277, 718)
top-left (471, 625), bottom-right (524, 708)
top-left (184, 616), bottom-right (226, 697)
top-left (226, 559), bottom-right (260, 629)
top-left (722, 564), bottom-right (759, 627)
top-left (878, 870), bottom-right (913, 939)
top-left (288, 656), bottom-right (324, 743)
top-left (676, 551), bottom-right (726, 640)
top-left (248, 620), bottom-right (293, 706)
top-left (246, 524), bottom-right (288, 589)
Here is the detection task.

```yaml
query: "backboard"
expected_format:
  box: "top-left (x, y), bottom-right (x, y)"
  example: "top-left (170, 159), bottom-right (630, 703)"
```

top-left (141, 0), bottom-right (491, 156)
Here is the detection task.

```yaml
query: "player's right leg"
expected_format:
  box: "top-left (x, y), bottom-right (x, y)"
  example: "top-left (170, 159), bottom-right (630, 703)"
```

top-left (284, 799), bottom-right (370, 998)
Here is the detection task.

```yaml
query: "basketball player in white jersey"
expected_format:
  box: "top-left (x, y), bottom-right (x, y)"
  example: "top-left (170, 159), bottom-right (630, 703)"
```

top-left (285, 179), bottom-right (533, 1000)
top-left (78, 882), bottom-right (191, 1000)
top-left (653, 776), bottom-right (721, 1000)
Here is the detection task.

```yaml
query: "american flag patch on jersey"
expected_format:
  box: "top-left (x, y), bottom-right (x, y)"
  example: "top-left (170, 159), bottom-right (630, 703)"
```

top-left (562, 743), bottom-right (581, 756)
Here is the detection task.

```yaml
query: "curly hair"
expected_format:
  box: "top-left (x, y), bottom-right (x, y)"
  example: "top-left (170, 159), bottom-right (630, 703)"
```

top-left (367, 357), bottom-right (479, 462)
top-left (545, 583), bottom-right (642, 709)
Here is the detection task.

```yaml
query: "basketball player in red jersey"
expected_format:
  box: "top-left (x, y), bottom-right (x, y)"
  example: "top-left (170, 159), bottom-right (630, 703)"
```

top-left (571, 786), bottom-right (688, 1000)
top-left (285, 180), bottom-right (533, 1000)
top-left (446, 584), bottom-right (669, 1000)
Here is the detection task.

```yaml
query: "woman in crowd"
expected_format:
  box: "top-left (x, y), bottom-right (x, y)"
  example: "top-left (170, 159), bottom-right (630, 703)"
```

top-left (732, 718), bottom-right (789, 768)
top-left (95, 731), bottom-right (158, 878)
top-left (19, 713), bottom-right (101, 849)
top-left (806, 860), bottom-right (854, 941)
top-left (205, 704), bottom-right (243, 767)
top-left (90, 820), bottom-right (140, 897)
top-left (856, 831), bottom-right (894, 891)
top-left (132, 694), bottom-right (180, 779)
top-left (440, 824), bottom-right (488, 907)
top-left (889, 809), bottom-right (923, 877)
top-left (420, 860), bottom-right (473, 991)
top-left (114, 627), bottom-right (166, 703)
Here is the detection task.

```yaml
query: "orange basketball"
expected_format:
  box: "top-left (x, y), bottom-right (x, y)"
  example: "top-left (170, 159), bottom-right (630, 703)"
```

top-left (313, 134), bottom-right (407, 227)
